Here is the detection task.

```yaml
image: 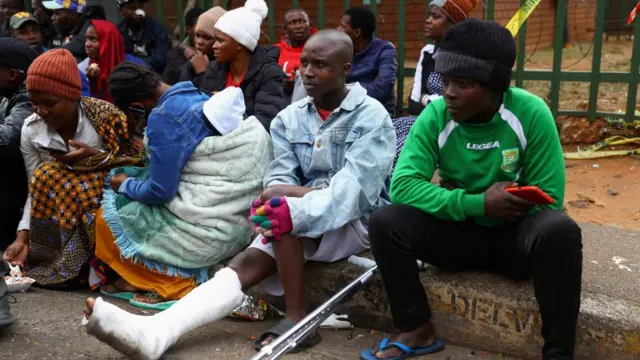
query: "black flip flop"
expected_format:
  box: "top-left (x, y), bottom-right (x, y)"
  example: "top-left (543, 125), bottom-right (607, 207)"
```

top-left (254, 318), bottom-right (322, 353)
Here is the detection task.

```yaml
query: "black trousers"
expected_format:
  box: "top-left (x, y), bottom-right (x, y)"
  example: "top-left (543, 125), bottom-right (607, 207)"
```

top-left (369, 204), bottom-right (583, 360)
top-left (0, 215), bottom-right (20, 252)
top-left (0, 259), bottom-right (9, 303)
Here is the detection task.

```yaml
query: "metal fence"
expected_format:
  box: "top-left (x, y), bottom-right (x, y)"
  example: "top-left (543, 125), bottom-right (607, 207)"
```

top-left (28, 0), bottom-right (640, 121)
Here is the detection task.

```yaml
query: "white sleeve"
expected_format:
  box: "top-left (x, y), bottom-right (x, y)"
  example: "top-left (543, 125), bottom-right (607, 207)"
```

top-left (410, 45), bottom-right (431, 102)
top-left (422, 94), bottom-right (443, 106)
top-left (17, 120), bottom-right (44, 232)
top-left (18, 196), bottom-right (30, 232)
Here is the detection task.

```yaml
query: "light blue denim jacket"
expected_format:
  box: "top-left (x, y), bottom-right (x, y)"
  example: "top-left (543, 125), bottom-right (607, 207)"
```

top-left (119, 82), bottom-right (216, 204)
top-left (265, 83), bottom-right (396, 238)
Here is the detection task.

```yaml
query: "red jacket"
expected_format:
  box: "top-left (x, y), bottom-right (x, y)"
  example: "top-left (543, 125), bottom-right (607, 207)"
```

top-left (274, 28), bottom-right (318, 80)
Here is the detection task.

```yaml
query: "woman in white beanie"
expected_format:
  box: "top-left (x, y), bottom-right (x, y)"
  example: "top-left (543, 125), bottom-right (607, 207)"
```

top-left (195, 0), bottom-right (285, 132)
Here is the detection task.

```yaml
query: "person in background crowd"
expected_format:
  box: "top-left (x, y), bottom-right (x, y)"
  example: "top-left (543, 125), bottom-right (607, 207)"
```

top-left (0, 0), bottom-right (25, 37)
top-left (2, 49), bottom-right (143, 289)
top-left (117, 0), bottom-right (171, 73)
top-left (393, 0), bottom-right (478, 169)
top-left (363, 20), bottom-right (581, 360)
top-left (86, 64), bottom-right (271, 311)
top-left (337, 6), bottom-right (397, 115)
top-left (198, 0), bottom-right (284, 132)
top-left (42, 0), bottom-right (93, 60)
top-left (291, 7), bottom-right (397, 112)
top-left (81, 5), bottom-right (106, 21)
top-left (274, 8), bottom-right (316, 102)
top-left (182, 7), bottom-right (202, 46)
top-left (81, 29), bottom-right (395, 360)
top-left (179, 6), bottom-right (225, 84)
top-left (31, 0), bottom-right (55, 45)
top-left (0, 38), bottom-right (38, 252)
top-left (163, 7), bottom-right (204, 85)
top-left (78, 20), bottom-right (147, 101)
top-left (11, 11), bottom-right (93, 95)
top-left (10, 12), bottom-right (46, 53)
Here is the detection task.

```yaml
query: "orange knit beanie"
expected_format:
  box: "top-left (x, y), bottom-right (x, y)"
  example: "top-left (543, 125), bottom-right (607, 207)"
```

top-left (430, 0), bottom-right (478, 23)
top-left (27, 49), bottom-right (82, 102)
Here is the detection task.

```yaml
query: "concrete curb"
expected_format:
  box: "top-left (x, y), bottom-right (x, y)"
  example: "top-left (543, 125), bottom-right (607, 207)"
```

top-left (249, 252), bottom-right (640, 360)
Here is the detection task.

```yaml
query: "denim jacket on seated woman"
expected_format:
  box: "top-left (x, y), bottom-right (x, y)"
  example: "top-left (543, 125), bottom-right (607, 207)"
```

top-left (118, 81), bottom-right (219, 204)
top-left (263, 83), bottom-right (396, 238)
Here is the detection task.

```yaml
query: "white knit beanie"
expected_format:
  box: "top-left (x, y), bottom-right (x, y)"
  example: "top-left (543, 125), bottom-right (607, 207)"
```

top-left (203, 87), bottom-right (245, 135)
top-left (214, 0), bottom-right (268, 52)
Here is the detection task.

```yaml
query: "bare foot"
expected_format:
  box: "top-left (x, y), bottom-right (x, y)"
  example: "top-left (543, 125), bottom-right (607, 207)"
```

top-left (132, 292), bottom-right (167, 304)
top-left (374, 322), bottom-right (437, 359)
top-left (101, 278), bottom-right (139, 294)
top-left (84, 297), bottom-right (96, 319)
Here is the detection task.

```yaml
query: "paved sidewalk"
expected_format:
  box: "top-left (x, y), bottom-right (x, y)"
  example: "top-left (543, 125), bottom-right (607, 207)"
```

top-left (250, 223), bottom-right (640, 360)
top-left (0, 288), bottom-right (514, 360)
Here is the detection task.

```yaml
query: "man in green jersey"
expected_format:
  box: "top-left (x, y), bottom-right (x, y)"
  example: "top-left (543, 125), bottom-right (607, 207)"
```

top-left (362, 19), bottom-right (582, 360)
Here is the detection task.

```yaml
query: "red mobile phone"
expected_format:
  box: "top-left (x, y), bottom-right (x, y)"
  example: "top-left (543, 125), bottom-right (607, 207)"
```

top-left (505, 186), bottom-right (554, 205)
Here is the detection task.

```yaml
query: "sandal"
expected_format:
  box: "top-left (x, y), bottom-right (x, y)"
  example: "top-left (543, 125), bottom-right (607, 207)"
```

top-left (360, 337), bottom-right (445, 360)
top-left (99, 283), bottom-right (136, 301)
top-left (128, 292), bottom-right (176, 311)
top-left (253, 318), bottom-right (322, 353)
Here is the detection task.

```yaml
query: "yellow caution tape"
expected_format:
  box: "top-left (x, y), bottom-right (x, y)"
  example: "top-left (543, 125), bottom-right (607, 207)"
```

top-left (564, 136), bottom-right (640, 159)
top-left (505, 0), bottom-right (543, 37)
top-left (604, 118), bottom-right (640, 130)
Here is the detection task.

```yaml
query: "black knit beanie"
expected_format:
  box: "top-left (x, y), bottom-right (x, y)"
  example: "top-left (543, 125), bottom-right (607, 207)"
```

top-left (435, 19), bottom-right (516, 92)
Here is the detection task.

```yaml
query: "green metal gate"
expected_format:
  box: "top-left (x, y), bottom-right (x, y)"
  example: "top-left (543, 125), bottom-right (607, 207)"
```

top-left (243, 0), bottom-right (640, 122)
top-left (27, 0), bottom-right (640, 122)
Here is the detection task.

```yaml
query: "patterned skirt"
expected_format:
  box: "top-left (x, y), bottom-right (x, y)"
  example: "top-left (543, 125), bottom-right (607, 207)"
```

top-left (25, 161), bottom-right (106, 285)
top-left (392, 115), bottom-right (418, 170)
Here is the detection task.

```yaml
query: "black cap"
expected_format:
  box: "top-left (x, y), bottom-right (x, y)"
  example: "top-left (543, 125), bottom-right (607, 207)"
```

top-left (185, 8), bottom-right (205, 27)
top-left (435, 19), bottom-right (516, 92)
top-left (0, 38), bottom-right (39, 73)
top-left (116, 0), bottom-right (149, 7)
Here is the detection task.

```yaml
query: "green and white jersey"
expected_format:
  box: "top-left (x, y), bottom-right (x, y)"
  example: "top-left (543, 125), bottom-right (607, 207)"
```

top-left (392, 87), bottom-right (565, 225)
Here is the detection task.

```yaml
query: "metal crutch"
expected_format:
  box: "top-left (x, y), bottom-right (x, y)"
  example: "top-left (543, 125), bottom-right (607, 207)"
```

top-left (250, 265), bottom-right (379, 360)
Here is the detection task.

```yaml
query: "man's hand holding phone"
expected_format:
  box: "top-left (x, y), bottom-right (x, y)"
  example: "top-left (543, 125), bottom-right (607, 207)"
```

top-left (484, 182), bottom-right (535, 222)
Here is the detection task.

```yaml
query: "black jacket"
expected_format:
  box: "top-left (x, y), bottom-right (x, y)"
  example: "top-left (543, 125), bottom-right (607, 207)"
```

top-left (178, 54), bottom-right (216, 84)
top-left (59, 19), bottom-right (92, 61)
top-left (118, 17), bottom-right (171, 73)
top-left (52, 6), bottom-right (106, 61)
top-left (196, 46), bottom-right (285, 132)
top-left (0, 22), bottom-right (9, 38)
top-left (163, 45), bottom-right (188, 85)
top-left (0, 88), bottom-right (32, 248)
top-left (178, 60), bottom-right (195, 83)
top-left (408, 44), bottom-right (441, 116)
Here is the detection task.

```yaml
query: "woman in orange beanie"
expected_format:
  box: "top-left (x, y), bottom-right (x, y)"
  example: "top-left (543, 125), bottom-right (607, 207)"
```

top-left (393, 0), bottom-right (478, 169)
top-left (2, 48), bottom-right (144, 288)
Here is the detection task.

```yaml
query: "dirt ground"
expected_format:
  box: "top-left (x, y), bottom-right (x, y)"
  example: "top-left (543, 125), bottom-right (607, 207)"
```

top-left (564, 152), bottom-right (640, 231)
top-left (523, 39), bottom-right (638, 114)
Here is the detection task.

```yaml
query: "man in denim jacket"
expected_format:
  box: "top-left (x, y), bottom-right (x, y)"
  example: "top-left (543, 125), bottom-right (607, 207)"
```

top-left (79, 30), bottom-right (396, 360)
top-left (245, 29), bottom-right (396, 350)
